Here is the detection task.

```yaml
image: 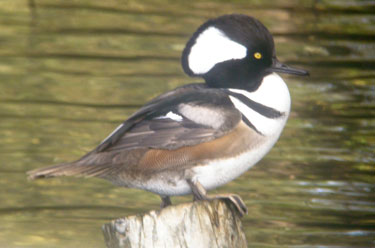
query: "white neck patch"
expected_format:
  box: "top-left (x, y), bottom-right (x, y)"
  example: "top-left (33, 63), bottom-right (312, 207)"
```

top-left (188, 27), bottom-right (247, 75)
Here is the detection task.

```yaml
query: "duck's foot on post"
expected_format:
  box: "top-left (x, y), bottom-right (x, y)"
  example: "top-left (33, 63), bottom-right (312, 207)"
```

top-left (208, 193), bottom-right (248, 216)
top-left (160, 195), bottom-right (172, 208)
top-left (187, 179), bottom-right (248, 217)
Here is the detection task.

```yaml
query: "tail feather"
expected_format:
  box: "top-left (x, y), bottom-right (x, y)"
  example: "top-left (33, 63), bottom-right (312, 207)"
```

top-left (26, 162), bottom-right (109, 180)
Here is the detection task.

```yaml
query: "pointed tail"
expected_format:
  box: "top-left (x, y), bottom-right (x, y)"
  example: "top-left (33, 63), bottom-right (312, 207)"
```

top-left (27, 161), bottom-right (114, 180)
top-left (27, 162), bottom-right (80, 180)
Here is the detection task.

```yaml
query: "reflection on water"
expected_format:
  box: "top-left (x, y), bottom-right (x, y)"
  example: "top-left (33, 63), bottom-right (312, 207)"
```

top-left (0, 0), bottom-right (374, 247)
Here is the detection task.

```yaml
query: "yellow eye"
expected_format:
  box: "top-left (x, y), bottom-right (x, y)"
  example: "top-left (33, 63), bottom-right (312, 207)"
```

top-left (254, 52), bottom-right (262, 59)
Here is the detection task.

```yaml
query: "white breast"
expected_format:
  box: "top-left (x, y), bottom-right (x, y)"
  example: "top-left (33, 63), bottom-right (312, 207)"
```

top-left (191, 73), bottom-right (291, 191)
top-left (191, 146), bottom-right (266, 191)
top-left (229, 73), bottom-right (291, 136)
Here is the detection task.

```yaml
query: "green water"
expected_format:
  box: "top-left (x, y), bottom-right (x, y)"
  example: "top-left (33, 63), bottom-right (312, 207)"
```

top-left (0, 0), bottom-right (374, 247)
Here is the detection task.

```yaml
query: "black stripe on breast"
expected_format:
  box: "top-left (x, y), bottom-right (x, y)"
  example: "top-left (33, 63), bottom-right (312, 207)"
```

top-left (241, 115), bottom-right (263, 135)
top-left (225, 90), bottom-right (284, 119)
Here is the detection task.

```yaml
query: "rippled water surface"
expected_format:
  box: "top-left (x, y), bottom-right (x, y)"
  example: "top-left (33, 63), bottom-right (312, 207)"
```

top-left (0, 0), bottom-right (374, 247)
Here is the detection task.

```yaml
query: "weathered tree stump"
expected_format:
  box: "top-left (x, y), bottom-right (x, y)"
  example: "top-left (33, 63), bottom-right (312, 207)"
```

top-left (102, 199), bottom-right (247, 248)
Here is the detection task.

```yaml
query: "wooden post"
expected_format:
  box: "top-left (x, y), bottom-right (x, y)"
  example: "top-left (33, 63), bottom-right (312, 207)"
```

top-left (102, 199), bottom-right (247, 248)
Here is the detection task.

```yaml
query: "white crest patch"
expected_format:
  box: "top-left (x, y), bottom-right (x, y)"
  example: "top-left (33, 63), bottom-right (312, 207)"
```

top-left (188, 27), bottom-right (247, 74)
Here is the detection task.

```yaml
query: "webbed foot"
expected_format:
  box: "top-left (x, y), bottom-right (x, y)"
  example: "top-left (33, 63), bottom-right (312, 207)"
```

top-left (187, 179), bottom-right (247, 217)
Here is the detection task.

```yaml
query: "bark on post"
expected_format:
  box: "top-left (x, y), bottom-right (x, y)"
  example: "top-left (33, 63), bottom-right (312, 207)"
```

top-left (102, 199), bottom-right (247, 248)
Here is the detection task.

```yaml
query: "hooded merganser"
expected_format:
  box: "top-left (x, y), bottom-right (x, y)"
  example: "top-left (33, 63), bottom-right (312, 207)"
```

top-left (28, 14), bottom-right (308, 216)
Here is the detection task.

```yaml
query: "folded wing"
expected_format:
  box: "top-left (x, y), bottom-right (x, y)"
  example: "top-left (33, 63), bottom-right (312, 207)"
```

top-left (27, 84), bottom-right (243, 179)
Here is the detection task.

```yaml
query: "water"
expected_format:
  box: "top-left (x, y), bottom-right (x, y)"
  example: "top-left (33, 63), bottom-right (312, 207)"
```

top-left (0, 0), bottom-right (374, 247)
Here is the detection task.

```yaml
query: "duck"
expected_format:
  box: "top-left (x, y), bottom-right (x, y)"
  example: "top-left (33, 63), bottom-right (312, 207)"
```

top-left (27, 14), bottom-right (308, 216)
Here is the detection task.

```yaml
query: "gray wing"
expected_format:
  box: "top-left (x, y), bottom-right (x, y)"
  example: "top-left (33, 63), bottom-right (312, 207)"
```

top-left (27, 85), bottom-right (243, 179)
top-left (96, 84), bottom-right (242, 153)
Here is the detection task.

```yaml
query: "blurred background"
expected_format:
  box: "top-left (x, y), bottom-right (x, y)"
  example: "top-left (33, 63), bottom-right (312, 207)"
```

top-left (0, 0), bottom-right (374, 247)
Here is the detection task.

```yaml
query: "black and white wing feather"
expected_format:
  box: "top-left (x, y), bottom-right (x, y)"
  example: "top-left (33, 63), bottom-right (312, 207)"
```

top-left (27, 84), bottom-right (242, 179)
top-left (95, 84), bottom-right (241, 153)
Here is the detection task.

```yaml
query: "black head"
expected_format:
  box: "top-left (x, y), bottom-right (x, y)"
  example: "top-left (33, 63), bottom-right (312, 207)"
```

top-left (181, 14), bottom-right (308, 91)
